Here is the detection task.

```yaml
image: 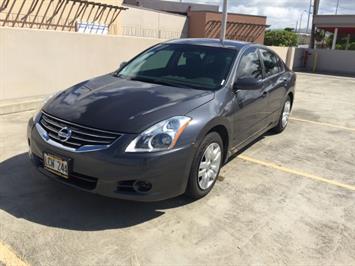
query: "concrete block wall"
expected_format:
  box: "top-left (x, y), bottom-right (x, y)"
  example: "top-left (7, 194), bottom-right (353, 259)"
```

top-left (268, 46), bottom-right (295, 69)
top-left (0, 27), bottom-right (162, 100)
top-left (1, 26), bottom-right (354, 102)
top-left (303, 49), bottom-right (355, 76)
top-left (266, 46), bottom-right (355, 77)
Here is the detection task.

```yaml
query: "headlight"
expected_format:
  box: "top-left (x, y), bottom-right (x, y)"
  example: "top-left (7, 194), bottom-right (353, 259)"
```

top-left (32, 90), bottom-right (63, 122)
top-left (125, 116), bottom-right (192, 152)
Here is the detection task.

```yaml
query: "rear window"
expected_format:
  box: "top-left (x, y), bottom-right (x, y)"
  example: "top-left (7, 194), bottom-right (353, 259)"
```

top-left (260, 49), bottom-right (283, 77)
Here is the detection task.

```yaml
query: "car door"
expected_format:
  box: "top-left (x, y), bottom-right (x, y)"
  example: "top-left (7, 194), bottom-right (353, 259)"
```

top-left (259, 48), bottom-right (288, 121)
top-left (232, 47), bottom-right (269, 147)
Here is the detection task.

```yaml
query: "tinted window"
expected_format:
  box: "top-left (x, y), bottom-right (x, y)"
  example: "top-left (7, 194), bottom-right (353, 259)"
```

top-left (278, 57), bottom-right (285, 72)
top-left (260, 49), bottom-right (282, 77)
top-left (118, 44), bottom-right (238, 91)
top-left (237, 48), bottom-right (263, 80)
top-left (138, 50), bottom-right (174, 72)
top-left (177, 51), bottom-right (206, 66)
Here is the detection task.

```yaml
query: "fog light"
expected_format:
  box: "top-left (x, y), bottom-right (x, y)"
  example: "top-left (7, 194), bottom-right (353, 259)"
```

top-left (133, 181), bottom-right (152, 193)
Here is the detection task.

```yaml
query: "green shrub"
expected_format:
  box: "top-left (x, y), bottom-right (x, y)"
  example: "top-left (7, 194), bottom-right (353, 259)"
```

top-left (336, 44), bottom-right (344, 50)
top-left (348, 42), bottom-right (355, 50)
top-left (264, 30), bottom-right (298, 47)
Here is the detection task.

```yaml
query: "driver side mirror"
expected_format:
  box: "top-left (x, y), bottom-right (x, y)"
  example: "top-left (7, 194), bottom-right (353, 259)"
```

top-left (233, 77), bottom-right (262, 91)
top-left (119, 61), bottom-right (127, 69)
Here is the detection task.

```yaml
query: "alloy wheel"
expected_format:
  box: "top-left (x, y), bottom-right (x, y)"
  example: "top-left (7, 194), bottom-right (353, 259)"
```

top-left (281, 100), bottom-right (291, 128)
top-left (197, 142), bottom-right (222, 190)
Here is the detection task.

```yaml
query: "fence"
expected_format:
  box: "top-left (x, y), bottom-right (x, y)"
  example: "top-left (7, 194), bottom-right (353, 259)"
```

top-left (205, 20), bottom-right (267, 42)
top-left (120, 25), bottom-right (182, 39)
top-left (0, 0), bottom-right (126, 33)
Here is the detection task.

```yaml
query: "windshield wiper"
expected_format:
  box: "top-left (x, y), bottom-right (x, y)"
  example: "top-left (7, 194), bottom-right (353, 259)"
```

top-left (115, 74), bottom-right (205, 90)
top-left (129, 76), bottom-right (190, 89)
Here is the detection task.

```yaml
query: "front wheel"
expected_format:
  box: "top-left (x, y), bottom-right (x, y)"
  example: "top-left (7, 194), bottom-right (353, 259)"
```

top-left (186, 132), bottom-right (223, 199)
top-left (272, 96), bottom-right (292, 133)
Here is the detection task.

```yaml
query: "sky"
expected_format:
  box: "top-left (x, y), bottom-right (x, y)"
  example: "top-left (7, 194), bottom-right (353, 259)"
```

top-left (166, 0), bottom-right (355, 29)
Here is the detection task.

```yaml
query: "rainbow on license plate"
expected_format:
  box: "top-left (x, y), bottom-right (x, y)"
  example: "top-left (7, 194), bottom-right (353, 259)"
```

top-left (44, 153), bottom-right (68, 178)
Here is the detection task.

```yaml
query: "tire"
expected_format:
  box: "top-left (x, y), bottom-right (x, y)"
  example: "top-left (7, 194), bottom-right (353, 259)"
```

top-left (272, 96), bottom-right (292, 134)
top-left (186, 132), bottom-right (223, 199)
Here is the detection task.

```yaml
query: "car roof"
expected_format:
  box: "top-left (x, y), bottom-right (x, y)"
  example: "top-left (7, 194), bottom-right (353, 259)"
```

top-left (165, 38), bottom-right (255, 50)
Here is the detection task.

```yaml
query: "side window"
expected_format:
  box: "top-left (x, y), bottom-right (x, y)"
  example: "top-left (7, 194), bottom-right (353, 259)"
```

top-left (260, 49), bottom-right (281, 77)
top-left (277, 57), bottom-right (285, 72)
top-left (236, 48), bottom-right (263, 80)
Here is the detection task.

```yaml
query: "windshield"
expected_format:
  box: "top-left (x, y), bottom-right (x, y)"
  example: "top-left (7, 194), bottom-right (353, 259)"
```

top-left (117, 44), bottom-right (238, 91)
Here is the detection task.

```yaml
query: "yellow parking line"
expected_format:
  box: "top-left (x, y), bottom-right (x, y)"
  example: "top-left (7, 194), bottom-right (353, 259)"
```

top-left (0, 242), bottom-right (28, 266)
top-left (238, 155), bottom-right (355, 192)
top-left (290, 117), bottom-right (355, 132)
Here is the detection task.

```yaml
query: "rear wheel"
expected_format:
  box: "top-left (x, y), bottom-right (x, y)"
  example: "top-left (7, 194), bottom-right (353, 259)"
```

top-left (186, 132), bottom-right (223, 199)
top-left (272, 96), bottom-right (292, 133)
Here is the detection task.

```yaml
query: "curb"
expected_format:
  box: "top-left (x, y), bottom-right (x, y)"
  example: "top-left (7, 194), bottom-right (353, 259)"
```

top-left (0, 96), bottom-right (46, 115)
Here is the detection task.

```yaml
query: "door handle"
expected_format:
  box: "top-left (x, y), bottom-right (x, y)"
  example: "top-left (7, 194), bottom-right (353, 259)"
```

top-left (280, 78), bottom-right (288, 85)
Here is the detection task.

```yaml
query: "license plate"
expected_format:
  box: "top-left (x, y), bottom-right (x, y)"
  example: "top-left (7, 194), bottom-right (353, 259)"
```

top-left (44, 153), bottom-right (69, 178)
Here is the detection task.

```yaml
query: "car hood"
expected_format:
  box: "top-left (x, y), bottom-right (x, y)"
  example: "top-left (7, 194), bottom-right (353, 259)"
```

top-left (43, 74), bottom-right (214, 133)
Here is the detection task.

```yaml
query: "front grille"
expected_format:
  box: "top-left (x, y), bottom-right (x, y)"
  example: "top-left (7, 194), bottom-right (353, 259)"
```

top-left (66, 172), bottom-right (98, 190)
top-left (39, 112), bottom-right (121, 149)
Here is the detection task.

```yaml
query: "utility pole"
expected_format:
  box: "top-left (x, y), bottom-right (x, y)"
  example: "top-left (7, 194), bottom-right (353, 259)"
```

top-left (335, 0), bottom-right (340, 14)
top-left (310, 0), bottom-right (320, 48)
top-left (298, 10), bottom-right (307, 33)
top-left (306, 0), bottom-right (312, 33)
top-left (220, 0), bottom-right (228, 42)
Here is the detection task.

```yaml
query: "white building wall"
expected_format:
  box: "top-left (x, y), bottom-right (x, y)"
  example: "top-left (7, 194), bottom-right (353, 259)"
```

top-left (117, 6), bottom-right (188, 39)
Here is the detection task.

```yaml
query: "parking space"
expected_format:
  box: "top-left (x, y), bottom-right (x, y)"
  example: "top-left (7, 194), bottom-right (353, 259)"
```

top-left (0, 73), bottom-right (355, 265)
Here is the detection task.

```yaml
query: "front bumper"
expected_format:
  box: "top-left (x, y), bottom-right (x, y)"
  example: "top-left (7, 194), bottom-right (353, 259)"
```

top-left (27, 118), bottom-right (195, 201)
